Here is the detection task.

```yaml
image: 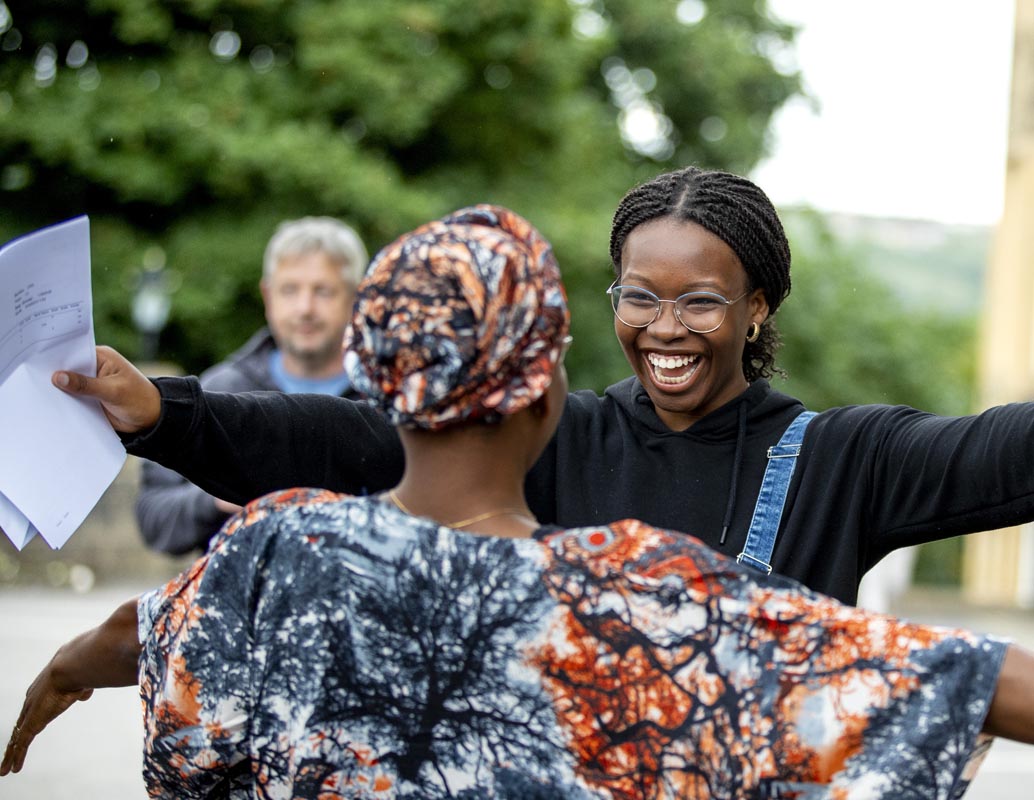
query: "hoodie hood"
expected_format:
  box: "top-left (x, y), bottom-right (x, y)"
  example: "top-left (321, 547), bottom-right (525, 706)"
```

top-left (605, 376), bottom-right (796, 439)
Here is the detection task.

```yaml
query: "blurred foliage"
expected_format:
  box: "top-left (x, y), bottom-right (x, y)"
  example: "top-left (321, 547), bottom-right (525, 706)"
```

top-left (911, 535), bottom-right (963, 587)
top-left (774, 210), bottom-right (976, 417)
top-left (0, 0), bottom-right (800, 377)
top-left (840, 221), bottom-right (987, 317)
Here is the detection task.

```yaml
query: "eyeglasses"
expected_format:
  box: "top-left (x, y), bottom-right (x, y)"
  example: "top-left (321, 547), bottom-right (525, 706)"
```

top-left (606, 283), bottom-right (748, 334)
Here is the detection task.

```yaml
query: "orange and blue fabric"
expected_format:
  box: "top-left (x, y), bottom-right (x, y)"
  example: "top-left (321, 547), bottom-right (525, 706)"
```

top-left (345, 204), bottom-right (569, 430)
top-left (138, 490), bottom-right (1003, 799)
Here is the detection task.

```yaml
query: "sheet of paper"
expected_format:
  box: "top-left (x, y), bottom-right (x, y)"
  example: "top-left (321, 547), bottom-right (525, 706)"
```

top-left (0, 489), bottom-right (37, 549)
top-left (0, 216), bottom-right (126, 550)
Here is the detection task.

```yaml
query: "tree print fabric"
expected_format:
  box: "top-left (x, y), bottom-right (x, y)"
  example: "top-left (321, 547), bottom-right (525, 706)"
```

top-left (138, 489), bottom-right (1005, 799)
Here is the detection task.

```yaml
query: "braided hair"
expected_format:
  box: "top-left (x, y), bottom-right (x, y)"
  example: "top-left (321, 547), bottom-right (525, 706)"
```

top-left (609, 166), bottom-right (791, 381)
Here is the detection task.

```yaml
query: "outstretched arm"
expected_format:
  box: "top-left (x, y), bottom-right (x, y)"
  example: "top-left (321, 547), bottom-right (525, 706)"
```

top-left (985, 644), bottom-right (1034, 743)
top-left (0, 597), bottom-right (141, 776)
top-left (53, 347), bottom-right (405, 505)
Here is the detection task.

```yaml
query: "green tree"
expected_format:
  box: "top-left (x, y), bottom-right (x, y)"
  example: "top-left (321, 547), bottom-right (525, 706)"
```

top-left (774, 210), bottom-right (976, 417)
top-left (0, 0), bottom-right (800, 379)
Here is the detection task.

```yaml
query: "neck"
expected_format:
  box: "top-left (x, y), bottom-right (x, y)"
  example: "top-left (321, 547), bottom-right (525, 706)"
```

top-left (393, 420), bottom-right (538, 538)
top-left (278, 350), bottom-right (345, 380)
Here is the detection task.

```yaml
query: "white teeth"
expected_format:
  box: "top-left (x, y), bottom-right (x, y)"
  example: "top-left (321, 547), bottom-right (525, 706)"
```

top-left (647, 353), bottom-right (699, 384)
top-left (647, 354), bottom-right (697, 369)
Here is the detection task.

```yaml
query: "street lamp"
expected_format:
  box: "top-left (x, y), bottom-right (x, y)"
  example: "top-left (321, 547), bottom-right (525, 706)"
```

top-left (131, 246), bottom-right (172, 362)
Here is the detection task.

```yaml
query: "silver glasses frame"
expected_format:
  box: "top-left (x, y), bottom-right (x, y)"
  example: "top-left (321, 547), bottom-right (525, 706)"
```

top-left (606, 282), bottom-right (749, 334)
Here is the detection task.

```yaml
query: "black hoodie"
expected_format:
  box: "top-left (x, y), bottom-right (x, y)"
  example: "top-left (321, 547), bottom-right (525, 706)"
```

top-left (128, 375), bottom-right (1034, 604)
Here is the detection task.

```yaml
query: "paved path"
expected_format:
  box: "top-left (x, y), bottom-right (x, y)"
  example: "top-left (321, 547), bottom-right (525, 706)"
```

top-left (1, 583), bottom-right (1031, 799)
top-left (1, 584), bottom-right (151, 799)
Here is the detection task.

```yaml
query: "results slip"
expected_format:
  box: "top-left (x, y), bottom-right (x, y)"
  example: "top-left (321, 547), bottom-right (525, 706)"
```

top-left (0, 217), bottom-right (126, 550)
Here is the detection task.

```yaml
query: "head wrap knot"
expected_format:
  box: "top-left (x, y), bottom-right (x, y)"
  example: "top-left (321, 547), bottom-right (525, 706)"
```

top-left (347, 205), bottom-right (569, 430)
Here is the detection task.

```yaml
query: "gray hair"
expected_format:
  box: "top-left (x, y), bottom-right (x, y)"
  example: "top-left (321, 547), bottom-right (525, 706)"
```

top-left (263, 216), bottom-right (369, 284)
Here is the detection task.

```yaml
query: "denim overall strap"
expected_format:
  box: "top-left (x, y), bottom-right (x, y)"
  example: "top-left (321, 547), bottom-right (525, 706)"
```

top-left (736, 410), bottom-right (817, 574)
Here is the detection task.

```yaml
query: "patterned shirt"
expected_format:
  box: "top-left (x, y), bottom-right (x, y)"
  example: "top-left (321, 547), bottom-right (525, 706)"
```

top-left (138, 489), bottom-right (1005, 799)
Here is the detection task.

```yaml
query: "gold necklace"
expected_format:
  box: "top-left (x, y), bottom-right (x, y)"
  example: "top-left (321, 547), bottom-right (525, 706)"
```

top-left (388, 489), bottom-right (532, 529)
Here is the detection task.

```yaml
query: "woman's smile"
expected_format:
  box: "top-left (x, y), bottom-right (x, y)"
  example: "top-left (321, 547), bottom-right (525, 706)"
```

top-left (646, 351), bottom-right (701, 387)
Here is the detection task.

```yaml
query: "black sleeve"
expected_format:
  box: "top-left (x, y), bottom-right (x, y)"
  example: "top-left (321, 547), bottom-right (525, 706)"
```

top-left (817, 401), bottom-right (1034, 554)
top-left (134, 460), bottom-right (230, 556)
top-left (132, 359), bottom-right (261, 556)
top-left (122, 377), bottom-right (405, 505)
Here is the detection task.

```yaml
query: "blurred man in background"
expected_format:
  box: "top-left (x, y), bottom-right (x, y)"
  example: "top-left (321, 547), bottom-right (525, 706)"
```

top-left (135, 216), bottom-right (369, 555)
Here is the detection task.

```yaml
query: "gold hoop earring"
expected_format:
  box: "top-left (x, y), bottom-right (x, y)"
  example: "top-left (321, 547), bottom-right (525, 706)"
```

top-left (746, 322), bottom-right (761, 343)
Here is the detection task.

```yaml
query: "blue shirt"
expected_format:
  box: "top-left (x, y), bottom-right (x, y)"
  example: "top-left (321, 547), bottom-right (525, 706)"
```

top-left (269, 349), bottom-right (352, 395)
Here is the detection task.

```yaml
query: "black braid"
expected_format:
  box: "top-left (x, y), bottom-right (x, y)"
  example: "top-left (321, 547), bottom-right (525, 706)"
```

top-left (609, 166), bottom-right (791, 382)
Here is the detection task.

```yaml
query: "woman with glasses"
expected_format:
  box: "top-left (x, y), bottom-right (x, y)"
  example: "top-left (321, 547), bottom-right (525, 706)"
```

top-left (43, 167), bottom-right (1034, 607)
top-left (7, 205), bottom-right (1034, 798)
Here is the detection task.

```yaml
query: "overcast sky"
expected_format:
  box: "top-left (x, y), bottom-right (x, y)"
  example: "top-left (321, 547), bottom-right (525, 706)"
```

top-left (750, 0), bottom-right (1015, 226)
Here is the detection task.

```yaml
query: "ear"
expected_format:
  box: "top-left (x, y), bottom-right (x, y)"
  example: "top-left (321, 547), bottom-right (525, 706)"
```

top-left (749, 288), bottom-right (769, 325)
top-left (528, 393), bottom-right (550, 419)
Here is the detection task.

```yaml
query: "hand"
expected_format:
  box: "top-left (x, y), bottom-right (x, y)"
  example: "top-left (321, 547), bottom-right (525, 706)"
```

top-left (0, 663), bottom-right (93, 776)
top-left (52, 345), bottom-right (162, 433)
top-left (1, 598), bottom-right (141, 776)
top-left (214, 498), bottom-right (244, 515)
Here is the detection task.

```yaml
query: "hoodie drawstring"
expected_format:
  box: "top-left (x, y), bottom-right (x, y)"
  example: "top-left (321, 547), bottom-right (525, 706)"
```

top-left (719, 401), bottom-right (747, 546)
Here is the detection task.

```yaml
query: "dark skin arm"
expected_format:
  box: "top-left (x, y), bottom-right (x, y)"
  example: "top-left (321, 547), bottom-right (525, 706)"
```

top-left (0, 597), bottom-right (141, 776)
top-left (985, 644), bottom-right (1034, 743)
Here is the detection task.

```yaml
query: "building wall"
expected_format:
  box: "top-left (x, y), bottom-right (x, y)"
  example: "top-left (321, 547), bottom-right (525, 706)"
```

top-left (965, 0), bottom-right (1034, 607)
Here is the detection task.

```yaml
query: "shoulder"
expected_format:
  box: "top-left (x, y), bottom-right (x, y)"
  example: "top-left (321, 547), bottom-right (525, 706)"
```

top-left (165, 490), bottom-right (354, 595)
top-left (547, 386), bottom-right (625, 442)
top-left (805, 403), bottom-right (934, 443)
top-left (224, 488), bottom-right (353, 538)
top-left (199, 329), bottom-right (277, 391)
top-left (542, 520), bottom-right (819, 611)
top-left (544, 519), bottom-right (734, 574)
top-left (563, 385), bottom-right (607, 412)
top-left (562, 377), bottom-right (646, 427)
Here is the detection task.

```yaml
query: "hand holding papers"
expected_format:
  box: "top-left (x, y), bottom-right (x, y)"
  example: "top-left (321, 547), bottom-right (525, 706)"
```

top-left (0, 217), bottom-right (127, 550)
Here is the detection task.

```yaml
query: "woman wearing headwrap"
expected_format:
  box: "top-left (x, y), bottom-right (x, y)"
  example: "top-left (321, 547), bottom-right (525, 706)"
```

top-left (6, 206), bottom-right (1034, 798)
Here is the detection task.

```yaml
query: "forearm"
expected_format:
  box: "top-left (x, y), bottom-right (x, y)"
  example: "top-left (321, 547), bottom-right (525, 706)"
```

top-left (984, 644), bottom-right (1034, 743)
top-left (48, 598), bottom-right (142, 690)
top-left (2, 598), bottom-right (141, 776)
top-left (124, 377), bottom-right (405, 502)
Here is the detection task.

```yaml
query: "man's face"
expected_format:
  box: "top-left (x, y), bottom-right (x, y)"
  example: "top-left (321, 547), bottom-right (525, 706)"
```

top-left (261, 250), bottom-right (356, 374)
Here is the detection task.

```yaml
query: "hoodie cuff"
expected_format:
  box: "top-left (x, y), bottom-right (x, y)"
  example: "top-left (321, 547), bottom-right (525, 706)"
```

top-left (120, 376), bottom-right (204, 460)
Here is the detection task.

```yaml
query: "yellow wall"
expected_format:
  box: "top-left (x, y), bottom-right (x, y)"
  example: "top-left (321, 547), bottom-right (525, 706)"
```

top-left (965, 0), bottom-right (1034, 607)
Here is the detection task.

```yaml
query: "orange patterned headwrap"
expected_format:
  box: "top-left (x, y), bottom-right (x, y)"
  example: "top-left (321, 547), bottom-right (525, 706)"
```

top-left (346, 205), bottom-right (570, 430)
